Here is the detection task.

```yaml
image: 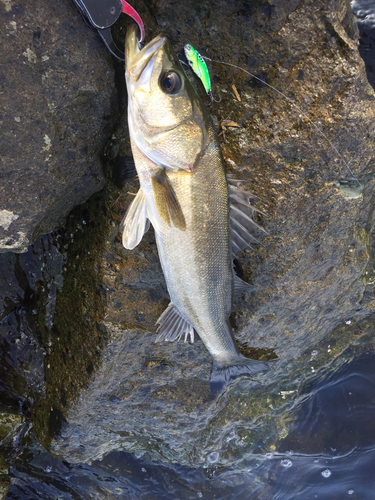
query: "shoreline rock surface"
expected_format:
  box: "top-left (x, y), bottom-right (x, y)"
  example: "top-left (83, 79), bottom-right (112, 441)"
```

top-left (1, 0), bottom-right (375, 475)
top-left (0, 0), bottom-right (117, 253)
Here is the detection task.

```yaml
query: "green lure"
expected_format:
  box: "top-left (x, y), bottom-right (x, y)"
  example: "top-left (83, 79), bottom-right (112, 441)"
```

top-left (184, 44), bottom-right (220, 104)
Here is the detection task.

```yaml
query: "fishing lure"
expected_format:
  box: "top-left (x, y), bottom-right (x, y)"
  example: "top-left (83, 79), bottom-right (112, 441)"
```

top-left (184, 44), bottom-right (220, 104)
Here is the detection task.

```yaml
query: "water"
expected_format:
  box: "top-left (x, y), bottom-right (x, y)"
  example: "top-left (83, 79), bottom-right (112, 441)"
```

top-left (351, 0), bottom-right (375, 88)
top-left (4, 351), bottom-right (375, 499)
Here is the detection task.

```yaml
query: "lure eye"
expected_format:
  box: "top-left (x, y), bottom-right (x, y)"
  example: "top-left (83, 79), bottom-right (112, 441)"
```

top-left (160, 71), bottom-right (182, 95)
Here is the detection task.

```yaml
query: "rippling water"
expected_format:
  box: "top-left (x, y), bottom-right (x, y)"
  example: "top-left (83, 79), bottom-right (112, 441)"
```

top-left (351, 0), bottom-right (375, 87)
top-left (5, 350), bottom-right (375, 499)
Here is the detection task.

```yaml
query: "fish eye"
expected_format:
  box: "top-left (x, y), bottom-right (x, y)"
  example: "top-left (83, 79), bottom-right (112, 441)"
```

top-left (160, 71), bottom-right (182, 95)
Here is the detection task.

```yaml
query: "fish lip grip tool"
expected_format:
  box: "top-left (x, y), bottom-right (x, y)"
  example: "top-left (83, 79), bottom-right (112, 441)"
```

top-left (73, 0), bottom-right (145, 60)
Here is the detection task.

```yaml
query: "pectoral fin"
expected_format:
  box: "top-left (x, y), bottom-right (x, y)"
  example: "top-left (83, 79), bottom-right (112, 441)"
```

top-left (151, 167), bottom-right (186, 230)
top-left (120, 188), bottom-right (150, 250)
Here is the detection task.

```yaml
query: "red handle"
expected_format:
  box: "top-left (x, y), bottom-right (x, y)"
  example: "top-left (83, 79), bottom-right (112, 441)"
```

top-left (121, 1), bottom-right (145, 42)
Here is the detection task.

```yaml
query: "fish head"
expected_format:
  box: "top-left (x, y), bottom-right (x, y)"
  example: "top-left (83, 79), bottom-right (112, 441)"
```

top-left (125, 25), bottom-right (209, 172)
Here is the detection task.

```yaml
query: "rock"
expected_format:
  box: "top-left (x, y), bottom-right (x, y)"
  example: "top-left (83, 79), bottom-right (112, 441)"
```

top-left (0, 306), bottom-right (46, 408)
top-left (0, 453), bottom-right (10, 499)
top-left (0, 252), bottom-right (24, 320)
top-left (50, 312), bottom-right (375, 467)
top-left (0, 0), bottom-right (117, 253)
top-left (1, 0), bottom-right (375, 475)
top-left (44, 0), bottom-right (375, 468)
top-left (0, 413), bottom-right (24, 499)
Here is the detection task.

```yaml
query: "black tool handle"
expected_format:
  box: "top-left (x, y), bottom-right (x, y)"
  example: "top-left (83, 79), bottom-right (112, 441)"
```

top-left (73, 0), bottom-right (122, 29)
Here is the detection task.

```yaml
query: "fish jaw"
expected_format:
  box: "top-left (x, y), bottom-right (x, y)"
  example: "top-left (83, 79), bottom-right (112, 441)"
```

top-left (125, 25), bottom-right (209, 173)
top-left (125, 25), bottom-right (165, 84)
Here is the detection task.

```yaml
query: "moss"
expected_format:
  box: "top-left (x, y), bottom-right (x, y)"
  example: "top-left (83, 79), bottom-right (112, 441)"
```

top-left (30, 183), bottom-right (121, 449)
top-left (0, 414), bottom-right (23, 443)
top-left (0, 455), bottom-right (9, 499)
top-left (237, 342), bottom-right (279, 361)
top-left (151, 378), bottom-right (213, 412)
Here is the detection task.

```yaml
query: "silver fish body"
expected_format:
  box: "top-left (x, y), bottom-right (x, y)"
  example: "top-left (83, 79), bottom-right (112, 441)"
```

top-left (122, 25), bottom-right (273, 392)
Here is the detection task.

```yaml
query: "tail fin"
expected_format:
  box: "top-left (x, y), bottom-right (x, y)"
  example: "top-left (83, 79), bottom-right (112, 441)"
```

top-left (210, 358), bottom-right (275, 394)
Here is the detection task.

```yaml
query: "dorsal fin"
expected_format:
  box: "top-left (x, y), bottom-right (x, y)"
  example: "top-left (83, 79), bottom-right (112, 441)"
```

top-left (228, 176), bottom-right (268, 300)
top-left (233, 274), bottom-right (256, 301)
top-left (227, 176), bottom-right (268, 258)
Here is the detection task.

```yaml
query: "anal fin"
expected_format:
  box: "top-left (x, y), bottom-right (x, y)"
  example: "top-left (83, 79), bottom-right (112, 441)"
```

top-left (121, 188), bottom-right (150, 250)
top-left (155, 303), bottom-right (195, 343)
top-left (151, 167), bottom-right (186, 230)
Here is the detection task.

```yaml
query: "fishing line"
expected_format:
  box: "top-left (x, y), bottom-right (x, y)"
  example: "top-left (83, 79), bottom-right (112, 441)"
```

top-left (202, 55), bottom-right (363, 189)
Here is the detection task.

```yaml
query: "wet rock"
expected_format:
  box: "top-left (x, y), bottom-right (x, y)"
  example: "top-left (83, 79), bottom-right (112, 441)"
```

top-left (0, 253), bottom-right (24, 320)
top-left (0, 454), bottom-right (9, 500)
top-left (0, 307), bottom-right (46, 409)
top-left (49, 312), bottom-right (375, 467)
top-left (0, 0), bottom-right (117, 252)
top-left (44, 0), bottom-right (375, 468)
top-left (1, 190), bottom-right (109, 450)
top-left (0, 413), bottom-right (23, 499)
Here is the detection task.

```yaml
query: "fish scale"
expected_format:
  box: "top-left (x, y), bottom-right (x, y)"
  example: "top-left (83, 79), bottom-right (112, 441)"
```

top-left (122, 24), bottom-right (275, 392)
top-left (132, 128), bottom-right (235, 361)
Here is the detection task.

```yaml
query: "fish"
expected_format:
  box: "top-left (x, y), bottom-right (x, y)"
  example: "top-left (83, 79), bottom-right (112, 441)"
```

top-left (122, 24), bottom-right (274, 393)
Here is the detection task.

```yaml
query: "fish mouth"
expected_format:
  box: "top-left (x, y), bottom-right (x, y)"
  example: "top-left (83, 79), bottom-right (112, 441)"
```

top-left (125, 24), bottom-right (165, 82)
